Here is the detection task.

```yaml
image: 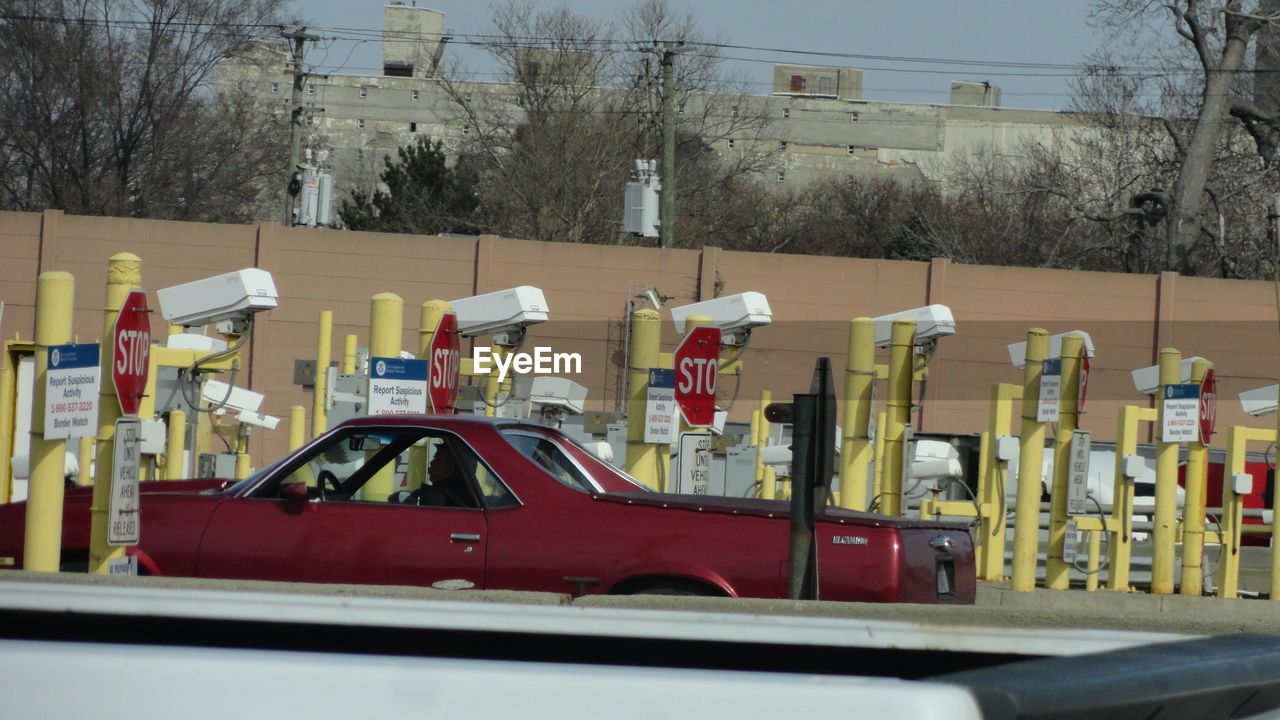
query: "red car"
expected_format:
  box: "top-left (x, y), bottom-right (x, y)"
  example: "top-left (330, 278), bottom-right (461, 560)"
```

top-left (0, 415), bottom-right (975, 603)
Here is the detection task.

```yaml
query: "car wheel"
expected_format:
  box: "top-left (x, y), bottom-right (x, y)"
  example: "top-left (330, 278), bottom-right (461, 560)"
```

top-left (629, 580), bottom-right (720, 597)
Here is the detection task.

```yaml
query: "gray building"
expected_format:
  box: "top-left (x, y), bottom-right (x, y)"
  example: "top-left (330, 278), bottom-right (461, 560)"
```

top-left (218, 2), bottom-right (1081, 220)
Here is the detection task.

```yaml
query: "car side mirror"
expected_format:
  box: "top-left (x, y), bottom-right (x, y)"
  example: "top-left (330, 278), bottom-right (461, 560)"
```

top-left (281, 482), bottom-right (310, 502)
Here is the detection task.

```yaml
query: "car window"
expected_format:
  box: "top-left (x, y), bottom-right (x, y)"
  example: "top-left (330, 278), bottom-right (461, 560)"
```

top-left (502, 432), bottom-right (595, 493)
top-left (261, 427), bottom-right (517, 509)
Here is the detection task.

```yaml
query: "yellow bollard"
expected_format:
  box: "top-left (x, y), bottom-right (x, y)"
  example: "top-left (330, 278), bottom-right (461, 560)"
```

top-left (289, 405), bottom-right (306, 451)
top-left (1107, 405), bottom-right (1144, 591)
top-left (623, 308), bottom-right (667, 491)
top-left (757, 390), bottom-right (774, 499)
top-left (342, 333), bottom-right (358, 375)
top-left (1151, 347), bottom-right (1181, 594)
top-left (881, 319), bottom-right (916, 517)
top-left (165, 409), bottom-right (186, 480)
top-left (977, 383), bottom-right (1021, 581)
top-left (1086, 530), bottom-right (1102, 591)
top-left (1180, 359), bottom-right (1212, 596)
top-left (872, 410), bottom-right (888, 505)
top-left (0, 344), bottom-right (15, 504)
top-left (1010, 328), bottom-right (1049, 593)
top-left (234, 426), bottom-right (252, 480)
top-left (1045, 333), bottom-right (1084, 589)
top-left (90, 252), bottom-right (141, 575)
top-left (1216, 424), bottom-right (1253, 598)
top-left (24, 271), bottom-right (76, 572)
top-left (312, 310), bottom-right (332, 438)
top-left (839, 318), bottom-right (875, 510)
top-left (76, 435), bottom-right (93, 486)
top-left (364, 292), bottom-right (404, 501)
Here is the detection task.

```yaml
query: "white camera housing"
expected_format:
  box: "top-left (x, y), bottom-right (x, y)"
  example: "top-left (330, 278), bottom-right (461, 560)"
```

top-left (1130, 357), bottom-right (1207, 395)
top-left (450, 286), bottom-right (549, 341)
top-left (671, 292), bottom-right (772, 345)
top-left (1008, 330), bottom-right (1095, 369)
top-left (157, 269), bottom-right (278, 328)
top-left (1239, 384), bottom-right (1278, 417)
top-left (202, 380), bottom-right (264, 414)
top-left (872, 304), bottom-right (955, 347)
top-left (526, 376), bottom-right (587, 415)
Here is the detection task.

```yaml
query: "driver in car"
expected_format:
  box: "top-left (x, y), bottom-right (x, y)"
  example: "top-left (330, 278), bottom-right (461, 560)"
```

top-left (407, 445), bottom-right (472, 507)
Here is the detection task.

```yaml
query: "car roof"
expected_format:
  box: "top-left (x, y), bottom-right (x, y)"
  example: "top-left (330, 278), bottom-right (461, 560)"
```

top-left (334, 414), bottom-right (536, 432)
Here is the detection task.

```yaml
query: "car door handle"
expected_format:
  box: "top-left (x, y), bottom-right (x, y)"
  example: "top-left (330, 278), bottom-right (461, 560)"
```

top-left (450, 533), bottom-right (481, 543)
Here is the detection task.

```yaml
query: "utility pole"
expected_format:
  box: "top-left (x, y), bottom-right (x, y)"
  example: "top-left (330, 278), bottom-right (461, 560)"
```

top-left (658, 43), bottom-right (681, 249)
top-left (283, 28), bottom-right (320, 227)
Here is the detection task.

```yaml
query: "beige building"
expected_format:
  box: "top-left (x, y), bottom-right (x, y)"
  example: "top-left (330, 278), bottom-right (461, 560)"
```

top-left (217, 3), bottom-right (1081, 215)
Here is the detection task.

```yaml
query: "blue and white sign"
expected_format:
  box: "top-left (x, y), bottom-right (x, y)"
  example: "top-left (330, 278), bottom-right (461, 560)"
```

top-left (1162, 383), bottom-right (1200, 442)
top-left (367, 357), bottom-right (428, 415)
top-left (44, 343), bottom-right (100, 440)
top-left (1037, 358), bottom-right (1061, 422)
top-left (644, 368), bottom-right (677, 444)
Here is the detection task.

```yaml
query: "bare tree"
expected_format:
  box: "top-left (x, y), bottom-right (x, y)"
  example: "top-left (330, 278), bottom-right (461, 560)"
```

top-left (0, 0), bottom-right (290, 222)
top-left (1087, 0), bottom-right (1280, 275)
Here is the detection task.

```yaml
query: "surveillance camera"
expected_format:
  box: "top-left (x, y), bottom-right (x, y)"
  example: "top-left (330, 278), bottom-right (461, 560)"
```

top-left (643, 289), bottom-right (663, 310)
top-left (1008, 330), bottom-right (1095, 369)
top-left (1130, 357), bottom-right (1207, 395)
top-left (201, 379), bottom-right (265, 415)
top-left (871, 304), bottom-right (955, 348)
top-left (670, 292), bottom-right (772, 346)
top-left (1239, 384), bottom-right (1277, 417)
top-left (522, 376), bottom-right (587, 415)
top-left (157, 269), bottom-right (278, 329)
top-left (235, 409), bottom-right (281, 431)
top-left (449, 286), bottom-right (549, 341)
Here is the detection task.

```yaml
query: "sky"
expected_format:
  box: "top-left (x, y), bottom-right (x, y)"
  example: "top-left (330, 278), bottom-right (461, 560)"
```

top-left (292, 1), bottom-right (1105, 111)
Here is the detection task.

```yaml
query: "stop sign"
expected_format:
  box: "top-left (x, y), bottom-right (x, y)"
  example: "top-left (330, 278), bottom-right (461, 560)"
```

top-left (1199, 368), bottom-right (1217, 443)
top-left (674, 325), bottom-right (721, 427)
top-left (112, 289), bottom-right (151, 416)
top-left (428, 312), bottom-right (461, 413)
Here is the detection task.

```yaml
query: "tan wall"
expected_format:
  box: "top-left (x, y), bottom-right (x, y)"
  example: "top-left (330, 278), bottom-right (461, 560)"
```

top-left (3, 209), bottom-right (1278, 465)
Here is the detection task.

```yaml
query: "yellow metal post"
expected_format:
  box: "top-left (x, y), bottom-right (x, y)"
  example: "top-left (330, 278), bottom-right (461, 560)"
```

top-left (1086, 530), bottom-right (1102, 591)
top-left (839, 317), bottom-right (875, 510)
top-left (289, 405), bottom-right (306, 451)
top-left (417, 301), bottom-right (452, 362)
top-left (342, 333), bottom-right (358, 375)
top-left (881, 320), bottom-right (916, 517)
top-left (364, 292), bottom-right (403, 501)
top-left (978, 383), bottom-right (1021, 581)
top-left (312, 310), bottom-right (332, 438)
top-left (1046, 333), bottom-right (1084, 589)
top-left (623, 308), bottom-right (666, 491)
top-left (24, 271), bottom-right (76, 572)
top-left (90, 252), bottom-right (141, 575)
top-left (1151, 347), bottom-right (1181, 594)
top-left (872, 410), bottom-right (888, 504)
top-left (757, 390), bottom-right (774, 499)
top-left (234, 426), bottom-right (251, 479)
top-left (1180, 358), bottom-right (1212, 595)
top-left (1010, 328), bottom-right (1049, 593)
top-left (1216, 424), bottom-right (1250, 599)
top-left (481, 345), bottom-right (514, 418)
top-left (76, 435), bottom-right (93, 486)
top-left (0, 343), bottom-right (16, 503)
top-left (1107, 405), bottom-right (1145, 591)
top-left (165, 409), bottom-right (186, 480)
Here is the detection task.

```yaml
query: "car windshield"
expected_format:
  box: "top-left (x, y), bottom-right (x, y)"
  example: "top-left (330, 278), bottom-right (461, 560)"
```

top-left (500, 426), bottom-right (651, 494)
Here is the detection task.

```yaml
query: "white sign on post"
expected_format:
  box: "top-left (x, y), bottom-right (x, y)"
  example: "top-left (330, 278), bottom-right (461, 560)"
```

top-left (1067, 430), bottom-right (1092, 516)
top-left (1064, 518), bottom-right (1079, 565)
top-left (368, 357), bottom-right (428, 415)
top-left (644, 368), bottom-right (677, 444)
top-left (677, 432), bottom-right (713, 494)
top-left (1162, 384), bottom-right (1200, 443)
top-left (1037, 358), bottom-right (1061, 422)
top-left (108, 417), bottom-right (141, 546)
top-left (44, 343), bottom-right (100, 440)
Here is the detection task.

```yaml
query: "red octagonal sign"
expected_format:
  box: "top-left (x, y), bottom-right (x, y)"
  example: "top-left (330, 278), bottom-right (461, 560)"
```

top-left (1199, 368), bottom-right (1217, 444)
top-left (428, 312), bottom-right (461, 414)
top-left (674, 325), bottom-right (722, 427)
top-left (113, 289), bottom-right (151, 416)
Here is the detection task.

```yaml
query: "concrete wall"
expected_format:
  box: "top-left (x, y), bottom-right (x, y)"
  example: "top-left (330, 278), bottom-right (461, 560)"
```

top-left (3, 209), bottom-right (1277, 465)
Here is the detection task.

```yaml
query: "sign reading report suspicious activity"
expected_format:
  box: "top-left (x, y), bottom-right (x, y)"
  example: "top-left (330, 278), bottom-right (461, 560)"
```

top-left (1162, 384), bottom-right (1200, 443)
top-left (44, 343), bottom-right (100, 440)
top-left (368, 357), bottom-right (428, 415)
top-left (644, 368), bottom-right (677, 444)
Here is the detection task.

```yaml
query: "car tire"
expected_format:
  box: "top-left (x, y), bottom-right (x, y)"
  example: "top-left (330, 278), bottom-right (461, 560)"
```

top-left (629, 580), bottom-right (720, 597)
